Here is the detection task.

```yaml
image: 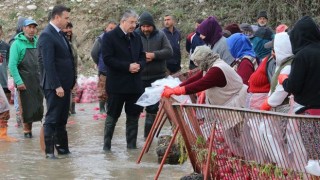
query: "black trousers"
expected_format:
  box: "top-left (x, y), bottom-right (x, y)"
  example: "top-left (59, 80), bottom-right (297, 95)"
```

top-left (43, 89), bottom-right (71, 139)
top-left (107, 93), bottom-right (143, 119)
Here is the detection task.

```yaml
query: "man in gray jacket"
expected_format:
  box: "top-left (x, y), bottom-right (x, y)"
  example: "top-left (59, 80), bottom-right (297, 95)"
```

top-left (136, 11), bottom-right (173, 138)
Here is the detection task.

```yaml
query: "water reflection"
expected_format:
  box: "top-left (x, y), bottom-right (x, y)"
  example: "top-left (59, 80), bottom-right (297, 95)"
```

top-left (1, 103), bottom-right (192, 179)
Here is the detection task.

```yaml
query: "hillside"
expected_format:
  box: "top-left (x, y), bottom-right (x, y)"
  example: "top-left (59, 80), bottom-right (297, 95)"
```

top-left (1, 0), bottom-right (319, 75)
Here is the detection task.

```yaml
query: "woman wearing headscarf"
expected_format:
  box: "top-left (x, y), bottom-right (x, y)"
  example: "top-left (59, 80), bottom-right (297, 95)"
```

top-left (279, 16), bottom-right (320, 163)
top-left (197, 16), bottom-right (234, 65)
top-left (227, 33), bottom-right (258, 85)
top-left (162, 45), bottom-right (248, 157)
top-left (254, 32), bottom-right (294, 169)
top-left (260, 32), bottom-right (293, 112)
top-left (162, 45), bottom-right (247, 107)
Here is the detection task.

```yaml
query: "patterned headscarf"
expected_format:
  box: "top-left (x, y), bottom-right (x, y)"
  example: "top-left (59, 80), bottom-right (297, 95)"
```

top-left (190, 45), bottom-right (221, 71)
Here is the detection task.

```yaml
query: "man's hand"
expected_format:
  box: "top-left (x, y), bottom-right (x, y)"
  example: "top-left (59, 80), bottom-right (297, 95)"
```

top-left (56, 86), bottom-right (64, 97)
top-left (17, 84), bottom-right (26, 91)
top-left (129, 63), bottom-right (140, 73)
top-left (145, 52), bottom-right (155, 62)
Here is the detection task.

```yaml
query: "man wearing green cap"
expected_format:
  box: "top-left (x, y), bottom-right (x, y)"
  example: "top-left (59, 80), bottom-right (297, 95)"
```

top-left (9, 19), bottom-right (44, 138)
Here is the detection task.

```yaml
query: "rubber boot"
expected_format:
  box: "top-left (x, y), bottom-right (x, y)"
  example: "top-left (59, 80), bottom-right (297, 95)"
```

top-left (126, 115), bottom-right (139, 149)
top-left (54, 127), bottom-right (70, 155)
top-left (103, 115), bottom-right (117, 151)
top-left (44, 135), bottom-right (56, 159)
top-left (99, 101), bottom-right (106, 114)
top-left (23, 123), bottom-right (32, 138)
top-left (16, 113), bottom-right (22, 127)
top-left (0, 127), bottom-right (18, 142)
top-left (144, 113), bottom-right (157, 138)
top-left (70, 102), bottom-right (76, 115)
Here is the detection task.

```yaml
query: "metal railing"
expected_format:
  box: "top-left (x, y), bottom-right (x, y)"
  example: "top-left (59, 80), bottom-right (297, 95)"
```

top-left (171, 102), bottom-right (320, 179)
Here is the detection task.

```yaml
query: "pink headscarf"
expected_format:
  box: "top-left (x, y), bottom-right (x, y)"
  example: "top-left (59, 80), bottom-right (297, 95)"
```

top-left (276, 24), bottom-right (288, 33)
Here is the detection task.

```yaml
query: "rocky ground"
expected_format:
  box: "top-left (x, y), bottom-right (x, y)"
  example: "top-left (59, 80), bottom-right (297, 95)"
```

top-left (0, 0), bottom-right (200, 75)
top-left (1, 0), bottom-right (318, 76)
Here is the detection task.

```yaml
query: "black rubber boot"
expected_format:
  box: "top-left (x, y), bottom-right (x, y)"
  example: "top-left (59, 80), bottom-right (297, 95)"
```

top-left (54, 128), bottom-right (70, 155)
top-left (126, 115), bottom-right (139, 149)
top-left (70, 102), bottom-right (76, 114)
top-left (24, 132), bottom-right (32, 138)
top-left (99, 101), bottom-right (106, 114)
top-left (103, 115), bottom-right (117, 151)
top-left (144, 113), bottom-right (157, 138)
top-left (45, 135), bottom-right (56, 159)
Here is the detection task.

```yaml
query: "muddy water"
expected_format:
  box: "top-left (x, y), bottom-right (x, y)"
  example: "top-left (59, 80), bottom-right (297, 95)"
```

top-left (1, 103), bottom-right (192, 179)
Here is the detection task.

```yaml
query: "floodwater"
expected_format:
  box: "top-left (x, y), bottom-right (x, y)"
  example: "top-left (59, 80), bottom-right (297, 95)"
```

top-left (0, 103), bottom-right (192, 179)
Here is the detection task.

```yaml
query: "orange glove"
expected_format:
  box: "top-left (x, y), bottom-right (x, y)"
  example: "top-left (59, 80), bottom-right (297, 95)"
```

top-left (197, 91), bottom-right (206, 104)
top-left (162, 86), bottom-right (174, 98)
top-left (162, 86), bottom-right (186, 98)
top-left (260, 99), bottom-right (272, 111)
top-left (278, 74), bottom-right (289, 85)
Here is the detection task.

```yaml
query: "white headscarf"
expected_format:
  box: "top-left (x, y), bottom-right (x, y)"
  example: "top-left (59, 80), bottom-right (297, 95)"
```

top-left (274, 32), bottom-right (293, 66)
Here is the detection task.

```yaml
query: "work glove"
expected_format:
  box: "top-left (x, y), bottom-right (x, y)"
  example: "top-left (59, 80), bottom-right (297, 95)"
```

top-left (260, 99), bottom-right (272, 111)
top-left (162, 86), bottom-right (186, 98)
top-left (278, 74), bottom-right (289, 85)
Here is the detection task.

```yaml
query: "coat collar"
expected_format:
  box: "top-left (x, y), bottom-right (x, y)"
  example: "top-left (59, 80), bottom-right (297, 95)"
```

top-left (114, 25), bottom-right (136, 39)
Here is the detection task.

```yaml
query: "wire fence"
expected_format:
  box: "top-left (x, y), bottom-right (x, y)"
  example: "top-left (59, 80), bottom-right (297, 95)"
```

top-left (171, 103), bottom-right (320, 179)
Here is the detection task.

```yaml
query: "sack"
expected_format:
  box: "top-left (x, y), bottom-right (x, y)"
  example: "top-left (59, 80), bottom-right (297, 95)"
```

top-left (305, 160), bottom-right (320, 176)
top-left (258, 117), bottom-right (289, 168)
top-left (136, 76), bottom-right (191, 107)
top-left (77, 75), bottom-right (98, 103)
top-left (245, 118), bottom-right (268, 163)
top-left (286, 119), bottom-right (308, 172)
top-left (246, 93), bottom-right (268, 110)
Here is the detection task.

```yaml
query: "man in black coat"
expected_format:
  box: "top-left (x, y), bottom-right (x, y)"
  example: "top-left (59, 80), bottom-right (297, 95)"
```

top-left (38, 5), bottom-right (75, 158)
top-left (101, 9), bottom-right (146, 151)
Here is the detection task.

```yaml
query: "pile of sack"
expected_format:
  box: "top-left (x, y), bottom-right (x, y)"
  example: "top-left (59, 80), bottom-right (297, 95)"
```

top-left (76, 75), bottom-right (99, 103)
top-left (7, 75), bottom-right (99, 104)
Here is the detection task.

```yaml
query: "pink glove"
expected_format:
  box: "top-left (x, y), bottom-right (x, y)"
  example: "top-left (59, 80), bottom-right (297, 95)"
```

top-left (260, 99), bottom-right (272, 111)
top-left (278, 74), bottom-right (289, 85)
top-left (197, 91), bottom-right (206, 104)
top-left (162, 86), bottom-right (186, 98)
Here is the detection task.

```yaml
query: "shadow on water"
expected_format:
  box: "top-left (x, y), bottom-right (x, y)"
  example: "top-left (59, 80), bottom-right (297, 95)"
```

top-left (0, 103), bottom-right (192, 179)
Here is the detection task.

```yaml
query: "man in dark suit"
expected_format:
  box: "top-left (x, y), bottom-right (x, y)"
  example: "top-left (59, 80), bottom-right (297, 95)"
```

top-left (38, 5), bottom-right (75, 158)
top-left (101, 9), bottom-right (146, 151)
